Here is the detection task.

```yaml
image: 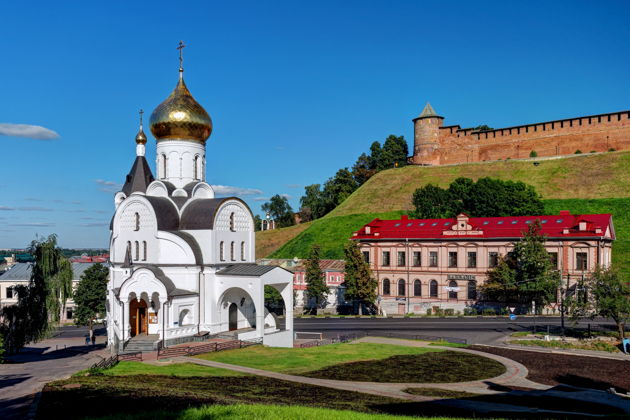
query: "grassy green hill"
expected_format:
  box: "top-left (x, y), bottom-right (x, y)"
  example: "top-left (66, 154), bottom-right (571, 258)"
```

top-left (259, 151), bottom-right (630, 272)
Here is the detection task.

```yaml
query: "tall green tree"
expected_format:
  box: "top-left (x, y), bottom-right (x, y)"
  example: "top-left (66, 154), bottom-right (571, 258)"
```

top-left (262, 194), bottom-right (295, 228)
top-left (481, 222), bottom-right (559, 309)
top-left (1, 235), bottom-right (73, 353)
top-left (304, 244), bottom-right (329, 310)
top-left (73, 263), bottom-right (108, 335)
top-left (300, 184), bottom-right (328, 221)
top-left (412, 184), bottom-right (454, 219)
top-left (351, 152), bottom-right (375, 186)
top-left (569, 265), bottom-right (630, 339)
top-left (343, 241), bottom-right (377, 315)
top-left (322, 168), bottom-right (358, 208)
top-left (380, 135), bottom-right (409, 169)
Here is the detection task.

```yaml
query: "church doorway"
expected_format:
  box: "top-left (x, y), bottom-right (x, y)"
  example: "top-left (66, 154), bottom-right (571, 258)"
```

top-left (228, 303), bottom-right (238, 331)
top-left (130, 299), bottom-right (148, 337)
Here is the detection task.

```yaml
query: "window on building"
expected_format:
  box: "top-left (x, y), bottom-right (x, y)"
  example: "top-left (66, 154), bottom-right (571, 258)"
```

top-left (6, 287), bottom-right (13, 299)
top-left (229, 212), bottom-right (235, 232)
top-left (467, 251), bottom-right (477, 268)
top-left (362, 251), bottom-right (370, 263)
top-left (448, 252), bottom-right (458, 268)
top-left (576, 252), bottom-right (588, 270)
top-left (383, 278), bottom-right (390, 295)
top-left (220, 241), bottom-right (225, 261)
top-left (548, 252), bottom-right (558, 269)
top-left (397, 251), bottom-right (406, 267)
top-left (414, 279), bottom-right (421, 296)
top-left (143, 241), bottom-right (147, 261)
top-left (194, 155), bottom-right (199, 180)
top-left (467, 281), bottom-right (477, 300)
top-left (398, 279), bottom-right (405, 296)
top-left (162, 154), bottom-right (167, 178)
top-left (135, 241), bottom-right (139, 261)
top-left (241, 241), bottom-right (246, 261)
top-left (489, 252), bottom-right (499, 268)
top-left (413, 251), bottom-right (421, 267)
top-left (66, 309), bottom-right (73, 320)
top-left (127, 241), bottom-right (131, 259)
top-left (134, 212), bottom-right (140, 231)
top-left (382, 251), bottom-right (390, 266)
top-left (430, 280), bottom-right (438, 297)
top-left (448, 280), bottom-right (458, 299)
top-left (230, 241), bottom-right (235, 261)
top-left (429, 251), bottom-right (438, 267)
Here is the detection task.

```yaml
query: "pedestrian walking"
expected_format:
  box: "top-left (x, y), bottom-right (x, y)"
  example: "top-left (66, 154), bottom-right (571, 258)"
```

top-left (91, 334), bottom-right (96, 346)
top-left (85, 334), bottom-right (90, 346)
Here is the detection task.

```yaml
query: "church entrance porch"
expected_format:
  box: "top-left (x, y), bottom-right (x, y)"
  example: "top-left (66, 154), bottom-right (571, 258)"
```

top-left (129, 298), bottom-right (148, 337)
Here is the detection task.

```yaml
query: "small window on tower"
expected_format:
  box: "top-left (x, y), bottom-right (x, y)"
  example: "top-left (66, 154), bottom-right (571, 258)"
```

top-left (230, 241), bottom-right (235, 261)
top-left (194, 155), bottom-right (199, 180)
top-left (241, 241), bottom-right (245, 261)
top-left (134, 213), bottom-right (140, 231)
top-left (135, 241), bottom-right (139, 261)
top-left (220, 241), bottom-right (225, 261)
top-left (230, 212), bottom-right (235, 232)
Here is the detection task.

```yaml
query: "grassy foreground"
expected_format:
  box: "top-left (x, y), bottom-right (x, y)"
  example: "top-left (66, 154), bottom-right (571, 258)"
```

top-left (84, 361), bottom-right (247, 377)
top-left (91, 403), bottom-right (465, 420)
top-left (194, 342), bottom-right (439, 375)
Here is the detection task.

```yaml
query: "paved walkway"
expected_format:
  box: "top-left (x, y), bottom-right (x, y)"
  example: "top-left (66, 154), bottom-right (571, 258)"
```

top-left (492, 341), bottom-right (630, 361)
top-left (0, 328), bottom-right (109, 420)
top-left (175, 337), bottom-right (630, 415)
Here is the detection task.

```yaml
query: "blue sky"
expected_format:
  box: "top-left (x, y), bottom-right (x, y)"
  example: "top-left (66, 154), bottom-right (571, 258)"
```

top-left (1, 0), bottom-right (629, 248)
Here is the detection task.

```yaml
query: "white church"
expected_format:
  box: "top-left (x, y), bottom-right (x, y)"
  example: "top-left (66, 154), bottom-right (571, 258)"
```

top-left (106, 50), bottom-right (293, 352)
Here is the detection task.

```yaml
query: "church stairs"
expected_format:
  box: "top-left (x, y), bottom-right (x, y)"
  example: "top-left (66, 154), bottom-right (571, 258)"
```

top-left (123, 334), bottom-right (160, 352)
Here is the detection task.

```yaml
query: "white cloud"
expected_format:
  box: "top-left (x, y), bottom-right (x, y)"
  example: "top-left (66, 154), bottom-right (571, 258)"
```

top-left (0, 123), bottom-right (60, 140)
top-left (18, 206), bottom-right (53, 212)
top-left (286, 184), bottom-right (302, 189)
top-left (0, 206), bottom-right (15, 211)
top-left (79, 222), bottom-right (109, 227)
top-left (95, 179), bottom-right (122, 193)
top-left (211, 185), bottom-right (263, 197)
top-left (253, 196), bottom-right (270, 202)
top-left (281, 194), bottom-right (292, 199)
top-left (14, 222), bottom-right (55, 227)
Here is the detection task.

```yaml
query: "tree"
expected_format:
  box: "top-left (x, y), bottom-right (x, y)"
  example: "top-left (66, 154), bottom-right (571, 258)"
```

top-left (481, 222), bottom-right (559, 310)
top-left (412, 184), bottom-right (454, 219)
top-left (379, 135), bottom-right (409, 169)
top-left (351, 152), bottom-right (375, 186)
top-left (1, 235), bottom-right (73, 353)
top-left (73, 263), bottom-right (108, 336)
top-left (322, 168), bottom-right (358, 208)
top-left (529, 150), bottom-right (538, 158)
top-left (304, 244), bottom-right (329, 310)
top-left (473, 125), bottom-right (494, 132)
top-left (300, 184), bottom-right (328, 220)
top-left (569, 265), bottom-right (630, 339)
top-left (253, 214), bottom-right (262, 231)
top-left (262, 194), bottom-right (295, 228)
top-left (368, 141), bottom-right (382, 170)
top-left (343, 241), bottom-right (377, 315)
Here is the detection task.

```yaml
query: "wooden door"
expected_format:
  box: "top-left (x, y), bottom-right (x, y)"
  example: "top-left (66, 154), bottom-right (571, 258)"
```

top-left (139, 307), bottom-right (147, 334)
top-left (229, 303), bottom-right (238, 331)
top-left (129, 299), bottom-right (148, 337)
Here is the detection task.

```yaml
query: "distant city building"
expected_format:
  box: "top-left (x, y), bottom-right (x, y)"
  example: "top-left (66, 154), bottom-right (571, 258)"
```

top-left (0, 262), bottom-right (98, 322)
top-left (411, 103), bottom-right (630, 166)
top-left (352, 211), bottom-right (614, 315)
top-left (69, 253), bottom-right (109, 263)
top-left (259, 258), bottom-right (346, 312)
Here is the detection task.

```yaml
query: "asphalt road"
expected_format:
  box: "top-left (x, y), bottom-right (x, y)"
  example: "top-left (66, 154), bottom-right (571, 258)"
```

top-left (292, 316), bottom-right (617, 345)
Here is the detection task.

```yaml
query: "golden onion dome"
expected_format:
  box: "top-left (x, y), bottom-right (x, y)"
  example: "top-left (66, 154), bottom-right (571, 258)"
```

top-left (149, 77), bottom-right (212, 143)
top-left (135, 126), bottom-right (147, 144)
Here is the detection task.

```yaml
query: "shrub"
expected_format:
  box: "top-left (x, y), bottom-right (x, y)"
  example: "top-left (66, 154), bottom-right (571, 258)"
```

top-left (426, 308), bottom-right (432, 316)
top-left (574, 149), bottom-right (582, 154)
top-left (482, 308), bottom-right (497, 316)
top-left (405, 312), bottom-right (414, 318)
top-left (529, 150), bottom-right (538, 158)
top-left (463, 308), bottom-right (477, 316)
top-left (608, 148), bottom-right (616, 152)
top-left (589, 150), bottom-right (596, 153)
top-left (444, 309), bottom-right (455, 316)
top-left (0, 334), bottom-right (4, 364)
top-left (434, 308), bottom-right (445, 317)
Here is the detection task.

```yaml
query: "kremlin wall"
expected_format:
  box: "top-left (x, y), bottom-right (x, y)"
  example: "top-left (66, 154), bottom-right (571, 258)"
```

top-left (411, 104), bottom-right (630, 165)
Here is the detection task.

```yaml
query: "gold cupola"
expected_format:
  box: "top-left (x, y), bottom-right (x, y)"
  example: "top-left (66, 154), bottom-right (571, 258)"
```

top-left (135, 109), bottom-right (147, 145)
top-left (149, 43), bottom-right (212, 143)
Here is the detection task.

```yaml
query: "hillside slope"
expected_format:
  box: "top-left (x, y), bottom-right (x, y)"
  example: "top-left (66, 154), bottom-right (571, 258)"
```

top-left (330, 151), bottom-right (630, 217)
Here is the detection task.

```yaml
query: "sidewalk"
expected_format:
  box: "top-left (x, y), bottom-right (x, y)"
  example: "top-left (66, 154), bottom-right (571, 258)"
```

top-left (491, 341), bottom-right (630, 361)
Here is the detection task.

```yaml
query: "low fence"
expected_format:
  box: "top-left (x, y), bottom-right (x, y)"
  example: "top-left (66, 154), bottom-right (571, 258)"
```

top-left (295, 330), bottom-right (467, 348)
top-left (157, 338), bottom-right (261, 360)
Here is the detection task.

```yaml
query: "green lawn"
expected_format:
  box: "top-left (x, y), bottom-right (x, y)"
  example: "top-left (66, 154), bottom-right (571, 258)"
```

top-left (194, 342), bottom-right (441, 375)
top-left (95, 361), bottom-right (247, 377)
top-left (90, 403), bottom-right (467, 420)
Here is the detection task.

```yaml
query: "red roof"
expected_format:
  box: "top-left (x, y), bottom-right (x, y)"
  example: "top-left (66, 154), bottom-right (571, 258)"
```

top-left (352, 212), bottom-right (614, 241)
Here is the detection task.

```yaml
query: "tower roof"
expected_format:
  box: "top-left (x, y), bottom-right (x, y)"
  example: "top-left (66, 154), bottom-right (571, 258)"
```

top-left (414, 102), bottom-right (443, 120)
top-left (121, 156), bottom-right (155, 195)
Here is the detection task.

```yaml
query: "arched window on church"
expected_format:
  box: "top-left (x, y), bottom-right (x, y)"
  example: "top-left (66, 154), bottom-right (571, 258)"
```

top-left (430, 280), bottom-right (438, 297)
top-left (383, 278), bottom-right (390, 296)
top-left (240, 241), bottom-right (245, 261)
top-left (134, 212), bottom-right (140, 231)
top-left (161, 154), bottom-right (167, 178)
top-left (448, 280), bottom-right (458, 300)
top-left (143, 241), bottom-right (147, 261)
top-left (414, 279), bottom-right (421, 296)
top-left (127, 241), bottom-right (131, 260)
top-left (219, 241), bottom-right (225, 261)
top-left (229, 212), bottom-right (235, 232)
top-left (398, 279), bottom-right (405, 296)
top-left (230, 241), bottom-right (235, 261)
top-left (194, 155), bottom-right (199, 180)
top-left (134, 241), bottom-right (139, 261)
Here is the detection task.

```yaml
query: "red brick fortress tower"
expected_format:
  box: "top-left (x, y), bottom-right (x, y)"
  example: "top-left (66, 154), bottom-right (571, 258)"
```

top-left (412, 103), bottom-right (443, 165)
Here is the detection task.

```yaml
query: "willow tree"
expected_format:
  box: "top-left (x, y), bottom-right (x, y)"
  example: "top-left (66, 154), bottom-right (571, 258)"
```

top-left (1, 235), bottom-right (73, 353)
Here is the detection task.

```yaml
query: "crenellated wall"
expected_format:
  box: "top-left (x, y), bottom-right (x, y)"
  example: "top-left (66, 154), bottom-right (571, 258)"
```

top-left (411, 109), bottom-right (630, 165)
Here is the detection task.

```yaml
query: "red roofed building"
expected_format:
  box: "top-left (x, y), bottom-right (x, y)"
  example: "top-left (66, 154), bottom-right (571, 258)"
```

top-left (351, 211), bottom-right (614, 315)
